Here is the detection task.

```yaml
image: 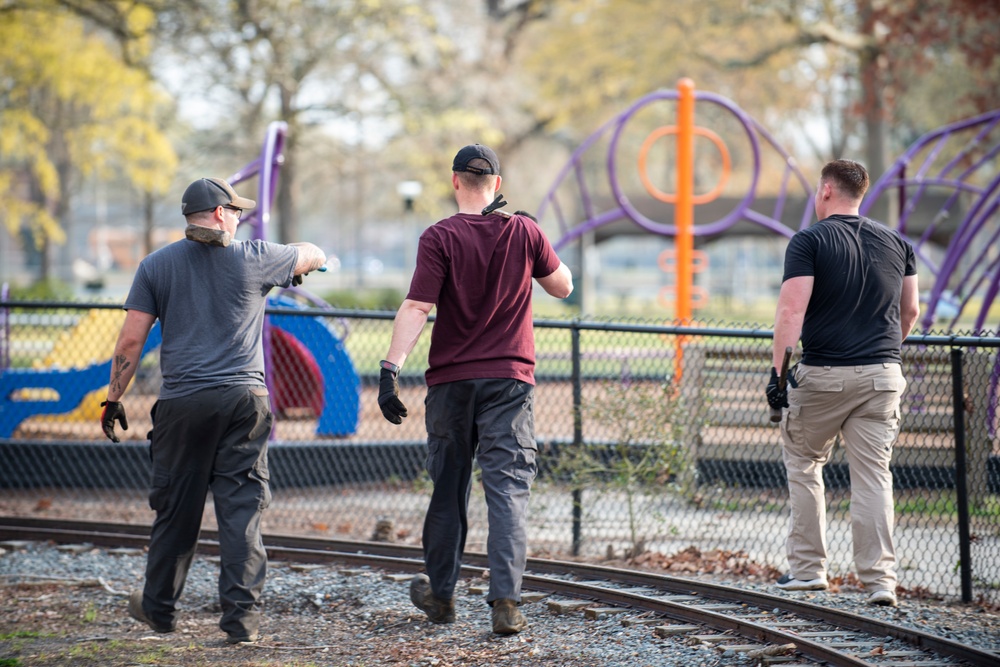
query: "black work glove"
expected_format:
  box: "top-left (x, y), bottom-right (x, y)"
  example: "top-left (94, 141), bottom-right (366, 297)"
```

top-left (765, 367), bottom-right (788, 410)
top-left (378, 367), bottom-right (408, 424)
top-left (100, 400), bottom-right (128, 443)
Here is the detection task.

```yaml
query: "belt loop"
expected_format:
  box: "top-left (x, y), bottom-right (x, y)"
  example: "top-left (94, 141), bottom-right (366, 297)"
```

top-left (856, 365), bottom-right (863, 373)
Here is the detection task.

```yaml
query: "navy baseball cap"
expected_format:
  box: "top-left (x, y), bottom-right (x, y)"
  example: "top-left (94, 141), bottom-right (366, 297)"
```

top-left (452, 144), bottom-right (500, 175)
top-left (181, 177), bottom-right (256, 215)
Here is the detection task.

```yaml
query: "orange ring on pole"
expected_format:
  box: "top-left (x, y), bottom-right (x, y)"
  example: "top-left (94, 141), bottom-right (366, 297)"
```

top-left (637, 126), bottom-right (732, 205)
top-left (658, 248), bottom-right (708, 273)
top-left (689, 284), bottom-right (708, 307)
top-left (660, 286), bottom-right (709, 309)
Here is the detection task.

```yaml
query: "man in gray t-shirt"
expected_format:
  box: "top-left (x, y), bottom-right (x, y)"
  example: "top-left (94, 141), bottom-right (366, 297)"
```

top-left (101, 177), bottom-right (325, 643)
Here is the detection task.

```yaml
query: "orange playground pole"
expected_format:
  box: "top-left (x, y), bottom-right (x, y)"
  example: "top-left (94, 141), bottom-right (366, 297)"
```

top-left (674, 78), bottom-right (695, 380)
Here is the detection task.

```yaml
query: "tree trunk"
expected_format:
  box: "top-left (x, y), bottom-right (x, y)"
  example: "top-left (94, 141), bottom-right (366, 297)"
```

top-left (143, 190), bottom-right (155, 257)
top-left (276, 90), bottom-right (298, 245)
top-left (859, 0), bottom-right (887, 181)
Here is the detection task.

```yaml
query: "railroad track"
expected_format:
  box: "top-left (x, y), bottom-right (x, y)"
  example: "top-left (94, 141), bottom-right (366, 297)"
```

top-left (1, 517), bottom-right (995, 667)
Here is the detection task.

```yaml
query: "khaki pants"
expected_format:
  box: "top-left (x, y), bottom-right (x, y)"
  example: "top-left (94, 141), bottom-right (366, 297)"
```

top-left (780, 363), bottom-right (905, 592)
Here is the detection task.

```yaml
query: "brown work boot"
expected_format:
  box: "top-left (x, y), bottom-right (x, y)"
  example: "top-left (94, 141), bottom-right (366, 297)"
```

top-left (127, 591), bottom-right (174, 633)
top-left (491, 599), bottom-right (527, 635)
top-left (409, 574), bottom-right (455, 623)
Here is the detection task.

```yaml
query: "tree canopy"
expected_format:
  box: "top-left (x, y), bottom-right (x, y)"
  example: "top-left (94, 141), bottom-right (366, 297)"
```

top-left (0, 2), bottom-right (176, 274)
top-left (1, 0), bottom-right (996, 285)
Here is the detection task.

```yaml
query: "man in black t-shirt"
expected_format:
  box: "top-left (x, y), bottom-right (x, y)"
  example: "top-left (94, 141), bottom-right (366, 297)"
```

top-left (767, 160), bottom-right (919, 607)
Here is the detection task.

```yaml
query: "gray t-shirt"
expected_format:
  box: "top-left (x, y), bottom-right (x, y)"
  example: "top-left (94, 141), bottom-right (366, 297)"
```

top-left (125, 238), bottom-right (298, 399)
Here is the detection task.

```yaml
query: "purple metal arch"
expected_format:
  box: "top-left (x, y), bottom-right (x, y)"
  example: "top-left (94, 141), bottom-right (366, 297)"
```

top-left (860, 108), bottom-right (1000, 438)
top-left (541, 86), bottom-right (815, 252)
top-left (860, 108), bottom-right (1000, 334)
top-left (227, 120), bottom-right (288, 244)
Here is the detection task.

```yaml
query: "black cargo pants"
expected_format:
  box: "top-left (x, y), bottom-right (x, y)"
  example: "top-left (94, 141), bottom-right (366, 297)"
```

top-left (139, 384), bottom-right (272, 638)
top-left (422, 378), bottom-right (538, 605)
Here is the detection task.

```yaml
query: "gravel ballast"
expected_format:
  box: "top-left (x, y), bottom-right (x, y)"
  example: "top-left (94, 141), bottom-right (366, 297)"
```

top-left (1, 540), bottom-right (998, 666)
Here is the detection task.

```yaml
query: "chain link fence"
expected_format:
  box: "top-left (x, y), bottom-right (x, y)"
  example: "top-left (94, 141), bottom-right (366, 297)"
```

top-left (1, 300), bottom-right (998, 605)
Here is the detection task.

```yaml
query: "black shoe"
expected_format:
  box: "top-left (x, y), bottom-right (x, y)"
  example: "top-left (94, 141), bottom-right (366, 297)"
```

top-left (225, 631), bottom-right (260, 644)
top-left (409, 574), bottom-right (455, 623)
top-left (491, 599), bottom-right (527, 635)
top-left (128, 591), bottom-right (174, 633)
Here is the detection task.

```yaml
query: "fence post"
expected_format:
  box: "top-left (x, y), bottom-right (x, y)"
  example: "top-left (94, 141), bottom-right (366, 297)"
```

top-left (571, 320), bottom-right (583, 557)
top-left (950, 348), bottom-right (973, 603)
top-left (963, 348), bottom-right (993, 507)
top-left (676, 343), bottom-right (705, 498)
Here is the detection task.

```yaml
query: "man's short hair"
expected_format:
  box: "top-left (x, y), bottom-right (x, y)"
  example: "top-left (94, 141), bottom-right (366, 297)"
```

top-left (455, 167), bottom-right (497, 190)
top-left (821, 159), bottom-right (869, 201)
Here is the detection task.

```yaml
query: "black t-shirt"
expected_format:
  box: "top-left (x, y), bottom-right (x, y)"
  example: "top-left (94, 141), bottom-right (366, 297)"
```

top-left (782, 214), bottom-right (917, 366)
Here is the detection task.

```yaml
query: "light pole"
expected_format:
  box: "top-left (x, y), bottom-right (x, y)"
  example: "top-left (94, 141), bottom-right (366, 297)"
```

top-left (397, 180), bottom-right (423, 278)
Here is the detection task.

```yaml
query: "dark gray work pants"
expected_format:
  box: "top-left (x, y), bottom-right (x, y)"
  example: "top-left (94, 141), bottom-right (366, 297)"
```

top-left (422, 378), bottom-right (538, 604)
top-left (140, 384), bottom-right (272, 638)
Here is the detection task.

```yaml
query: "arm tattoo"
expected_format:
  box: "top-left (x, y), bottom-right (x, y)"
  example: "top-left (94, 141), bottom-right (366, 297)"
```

top-left (110, 354), bottom-right (132, 395)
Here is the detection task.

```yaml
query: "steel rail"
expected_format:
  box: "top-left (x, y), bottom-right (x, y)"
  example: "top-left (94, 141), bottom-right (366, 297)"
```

top-left (1, 517), bottom-right (995, 667)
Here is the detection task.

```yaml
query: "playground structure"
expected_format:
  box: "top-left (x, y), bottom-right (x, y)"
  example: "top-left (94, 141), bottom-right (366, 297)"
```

top-left (537, 78), bottom-right (999, 422)
top-left (0, 122), bottom-right (360, 439)
top-left (539, 79), bottom-right (1000, 336)
top-left (226, 122), bottom-right (360, 437)
top-left (1, 83), bottom-right (998, 439)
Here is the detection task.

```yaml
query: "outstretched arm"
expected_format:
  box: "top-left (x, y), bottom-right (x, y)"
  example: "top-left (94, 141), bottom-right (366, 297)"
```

top-left (289, 242), bottom-right (327, 276)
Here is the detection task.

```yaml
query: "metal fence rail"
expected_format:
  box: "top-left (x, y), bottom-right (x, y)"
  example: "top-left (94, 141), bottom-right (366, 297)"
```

top-left (1, 300), bottom-right (998, 605)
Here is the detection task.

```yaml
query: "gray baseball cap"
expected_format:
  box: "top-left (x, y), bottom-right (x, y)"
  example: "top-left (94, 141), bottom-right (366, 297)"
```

top-left (181, 177), bottom-right (256, 215)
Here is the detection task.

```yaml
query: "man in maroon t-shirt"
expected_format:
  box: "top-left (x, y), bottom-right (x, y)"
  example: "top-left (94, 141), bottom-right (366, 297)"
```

top-left (378, 144), bottom-right (573, 635)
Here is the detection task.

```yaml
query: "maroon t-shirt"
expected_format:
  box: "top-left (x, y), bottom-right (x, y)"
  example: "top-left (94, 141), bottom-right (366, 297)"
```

top-left (406, 212), bottom-right (563, 386)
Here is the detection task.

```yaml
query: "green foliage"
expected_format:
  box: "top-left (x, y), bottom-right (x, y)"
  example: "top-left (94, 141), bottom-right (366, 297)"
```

top-left (0, 3), bottom-right (176, 254)
top-left (556, 377), bottom-right (691, 556)
top-left (524, 0), bottom-right (804, 139)
top-left (891, 491), bottom-right (1000, 518)
top-left (82, 604), bottom-right (98, 623)
top-left (321, 288), bottom-right (407, 311)
top-left (6, 279), bottom-right (74, 302)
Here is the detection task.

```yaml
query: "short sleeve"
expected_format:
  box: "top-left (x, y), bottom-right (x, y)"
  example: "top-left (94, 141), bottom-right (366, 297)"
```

top-left (782, 232), bottom-right (815, 282)
top-left (406, 230), bottom-right (446, 304)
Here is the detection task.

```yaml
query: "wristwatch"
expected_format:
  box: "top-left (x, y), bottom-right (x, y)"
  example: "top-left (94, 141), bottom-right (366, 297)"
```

top-left (379, 359), bottom-right (401, 375)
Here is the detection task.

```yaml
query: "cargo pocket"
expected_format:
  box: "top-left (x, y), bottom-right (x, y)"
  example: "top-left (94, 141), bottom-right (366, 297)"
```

top-left (873, 376), bottom-right (906, 392)
top-left (512, 437), bottom-right (538, 483)
top-left (148, 468), bottom-right (171, 512)
top-left (784, 404), bottom-right (804, 447)
top-left (511, 385), bottom-right (538, 482)
top-left (248, 386), bottom-right (273, 441)
top-left (806, 378), bottom-right (844, 392)
top-left (871, 375), bottom-right (906, 421)
top-left (250, 454), bottom-right (272, 510)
